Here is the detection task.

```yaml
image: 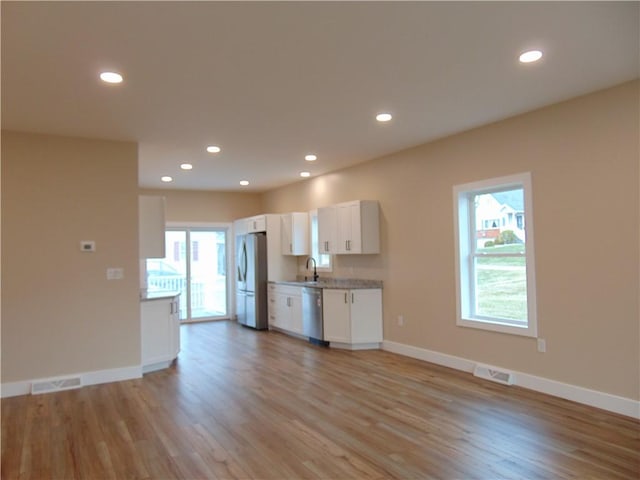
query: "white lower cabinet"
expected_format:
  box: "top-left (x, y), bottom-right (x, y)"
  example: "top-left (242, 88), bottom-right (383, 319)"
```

top-left (323, 288), bottom-right (382, 349)
top-left (268, 284), bottom-right (303, 335)
top-left (141, 296), bottom-right (180, 373)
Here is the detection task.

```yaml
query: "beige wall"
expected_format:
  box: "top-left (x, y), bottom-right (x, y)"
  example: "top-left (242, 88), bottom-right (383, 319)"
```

top-left (262, 81), bottom-right (640, 400)
top-left (139, 188), bottom-right (262, 224)
top-left (2, 82), bottom-right (636, 401)
top-left (2, 131), bottom-right (140, 383)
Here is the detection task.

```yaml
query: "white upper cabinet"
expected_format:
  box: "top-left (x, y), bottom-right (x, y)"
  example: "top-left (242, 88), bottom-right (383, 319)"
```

top-left (281, 212), bottom-right (309, 256)
top-left (317, 205), bottom-right (338, 255)
top-left (247, 215), bottom-right (267, 233)
top-left (319, 200), bottom-right (380, 255)
top-left (139, 195), bottom-right (166, 258)
top-left (234, 218), bottom-right (248, 237)
top-left (234, 215), bottom-right (266, 235)
top-left (233, 213), bottom-right (297, 281)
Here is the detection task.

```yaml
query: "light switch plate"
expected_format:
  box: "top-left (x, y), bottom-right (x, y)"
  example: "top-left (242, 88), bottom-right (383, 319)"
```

top-left (106, 268), bottom-right (124, 280)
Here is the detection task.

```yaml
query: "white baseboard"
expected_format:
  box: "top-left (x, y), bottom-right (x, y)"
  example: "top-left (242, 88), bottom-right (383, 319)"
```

top-left (330, 341), bottom-right (381, 351)
top-left (382, 340), bottom-right (640, 420)
top-left (1, 365), bottom-right (143, 398)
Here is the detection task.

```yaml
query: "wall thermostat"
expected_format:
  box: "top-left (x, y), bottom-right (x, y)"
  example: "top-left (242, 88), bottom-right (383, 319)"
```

top-left (80, 241), bottom-right (96, 252)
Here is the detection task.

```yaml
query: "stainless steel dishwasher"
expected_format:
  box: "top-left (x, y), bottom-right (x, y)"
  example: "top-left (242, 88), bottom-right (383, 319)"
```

top-left (301, 287), bottom-right (329, 346)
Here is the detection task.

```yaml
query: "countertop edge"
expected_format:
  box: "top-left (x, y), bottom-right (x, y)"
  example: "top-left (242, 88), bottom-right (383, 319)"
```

top-left (270, 279), bottom-right (383, 290)
top-left (140, 291), bottom-right (181, 302)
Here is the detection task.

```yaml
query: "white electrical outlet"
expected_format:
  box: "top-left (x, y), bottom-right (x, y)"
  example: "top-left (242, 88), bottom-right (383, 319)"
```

top-left (398, 315), bottom-right (404, 326)
top-left (537, 338), bottom-right (546, 353)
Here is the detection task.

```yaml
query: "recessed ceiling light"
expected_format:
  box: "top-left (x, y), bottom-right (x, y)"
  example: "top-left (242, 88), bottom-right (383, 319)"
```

top-left (519, 50), bottom-right (543, 63)
top-left (376, 113), bottom-right (392, 122)
top-left (305, 154), bottom-right (317, 162)
top-left (300, 171), bottom-right (311, 178)
top-left (180, 163), bottom-right (193, 170)
top-left (239, 180), bottom-right (249, 186)
top-left (161, 176), bottom-right (173, 182)
top-left (206, 145), bottom-right (221, 153)
top-left (100, 71), bottom-right (123, 84)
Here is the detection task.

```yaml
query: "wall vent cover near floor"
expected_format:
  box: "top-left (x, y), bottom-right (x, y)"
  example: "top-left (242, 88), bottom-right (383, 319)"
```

top-left (473, 364), bottom-right (515, 386)
top-left (31, 376), bottom-right (82, 395)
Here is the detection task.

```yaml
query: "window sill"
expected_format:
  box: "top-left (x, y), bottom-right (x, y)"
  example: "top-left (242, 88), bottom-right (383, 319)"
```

top-left (457, 317), bottom-right (537, 338)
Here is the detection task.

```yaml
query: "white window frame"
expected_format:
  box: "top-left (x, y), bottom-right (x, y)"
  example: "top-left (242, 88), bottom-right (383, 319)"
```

top-left (453, 172), bottom-right (537, 337)
top-left (309, 209), bottom-right (332, 272)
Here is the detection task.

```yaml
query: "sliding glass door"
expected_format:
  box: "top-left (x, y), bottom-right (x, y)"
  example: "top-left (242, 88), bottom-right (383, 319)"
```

top-left (146, 226), bottom-right (230, 322)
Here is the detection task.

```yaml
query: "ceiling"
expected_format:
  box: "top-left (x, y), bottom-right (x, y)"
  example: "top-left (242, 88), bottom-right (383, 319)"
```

top-left (2, 2), bottom-right (638, 192)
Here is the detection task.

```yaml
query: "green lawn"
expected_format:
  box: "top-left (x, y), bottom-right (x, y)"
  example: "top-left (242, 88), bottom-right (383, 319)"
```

top-left (475, 244), bottom-right (528, 321)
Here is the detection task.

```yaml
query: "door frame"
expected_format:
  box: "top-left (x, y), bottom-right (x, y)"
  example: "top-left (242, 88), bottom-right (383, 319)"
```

top-left (165, 222), bottom-right (233, 322)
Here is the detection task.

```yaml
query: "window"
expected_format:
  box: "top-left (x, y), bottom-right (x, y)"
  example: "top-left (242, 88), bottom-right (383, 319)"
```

top-left (309, 210), bottom-right (332, 271)
top-left (453, 172), bottom-right (537, 337)
top-left (146, 226), bottom-right (231, 322)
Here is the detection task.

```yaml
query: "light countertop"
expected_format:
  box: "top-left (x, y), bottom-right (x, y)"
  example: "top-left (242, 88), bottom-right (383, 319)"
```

top-left (270, 278), bottom-right (382, 289)
top-left (140, 290), bottom-right (181, 301)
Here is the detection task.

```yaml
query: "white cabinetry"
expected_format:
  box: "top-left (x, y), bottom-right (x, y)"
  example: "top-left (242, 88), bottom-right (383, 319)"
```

top-left (268, 284), bottom-right (303, 335)
top-left (233, 218), bottom-right (248, 236)
top-left (318, 200), bottom-right (379, 254)
top-left (323, 288), bottom-right (382, 349)
top-left (317, 206), bottom-right (338, 255)
top-left (247, 215), bottom-right (267, 233)
top-left (234, 215), bottom-right (267, 234)
top-left (281, 212), bottom-right (309, 256)
top-left (141, 296), bottom-right (180, 373)
top-left (233, 214), bottom-right (297, 282)
top-left (139, 195), bottom-right (166, 258)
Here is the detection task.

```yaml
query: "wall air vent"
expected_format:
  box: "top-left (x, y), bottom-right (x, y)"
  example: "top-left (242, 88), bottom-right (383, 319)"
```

top-left (473, 364), bottom-right (515, 386)
top-left (31, 376), bottom-right (82, 395)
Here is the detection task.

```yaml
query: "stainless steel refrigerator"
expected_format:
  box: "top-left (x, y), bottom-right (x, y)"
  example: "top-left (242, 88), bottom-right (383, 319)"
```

top-left (236, 232), bottom-right (268, 329)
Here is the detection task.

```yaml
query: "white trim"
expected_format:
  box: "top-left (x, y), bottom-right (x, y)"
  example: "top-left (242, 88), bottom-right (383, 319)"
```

top-left (1, 381), bottom-right (31, 398)
top-left (382, 340), bottom-right (640, 419)
top-left (161, 223), bottom-right (232, 321)
top-left (142, 361), bottom-right (173, 374)
top-left (166, 221), bottom-right (232, 229)
top-left (1, 365), bottom-right (142, 398)
top-left (453, 172), bottom-right (537, 338)
top-left (329, 342), bottom-right (381, 350)
top-left (383, 340), bottom-right (476, 372)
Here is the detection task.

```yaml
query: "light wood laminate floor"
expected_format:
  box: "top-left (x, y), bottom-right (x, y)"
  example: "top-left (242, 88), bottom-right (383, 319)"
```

top-left (2, 321), bottom-right (639, 479)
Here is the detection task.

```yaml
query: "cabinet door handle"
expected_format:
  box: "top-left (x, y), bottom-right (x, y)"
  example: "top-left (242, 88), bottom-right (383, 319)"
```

top-left (289, 243), bottom-right (292, 253)
top-left (351, 293), bottom-right (354, 304)
top-left (344, 292), bottom-right (348, 304)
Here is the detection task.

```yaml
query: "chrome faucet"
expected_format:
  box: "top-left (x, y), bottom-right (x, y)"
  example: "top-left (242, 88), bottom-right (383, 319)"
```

top-left (306, 257), bottom-right (319, 282)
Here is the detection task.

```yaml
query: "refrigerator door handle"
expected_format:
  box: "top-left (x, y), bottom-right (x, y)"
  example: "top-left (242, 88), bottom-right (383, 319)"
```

top-left (241, 240), bottom-right (248, 282)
